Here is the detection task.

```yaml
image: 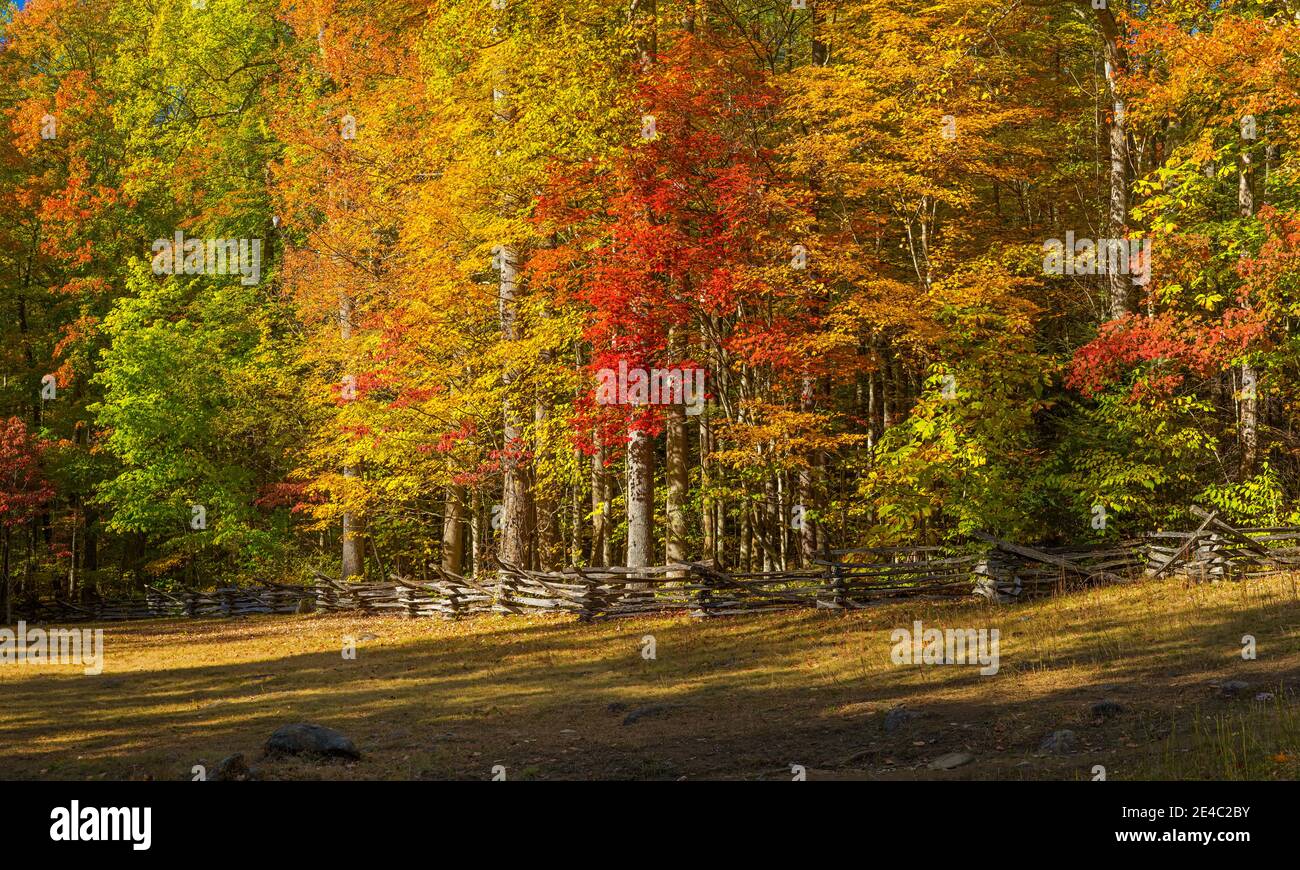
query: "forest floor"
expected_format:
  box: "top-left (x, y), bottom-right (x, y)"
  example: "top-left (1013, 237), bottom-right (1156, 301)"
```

top-left (3, 571), bottom-right (1300, 781)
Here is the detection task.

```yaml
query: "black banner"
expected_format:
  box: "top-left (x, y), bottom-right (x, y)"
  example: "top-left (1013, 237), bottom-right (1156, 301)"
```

top-left (4, 781), bottom-right (1282, 857)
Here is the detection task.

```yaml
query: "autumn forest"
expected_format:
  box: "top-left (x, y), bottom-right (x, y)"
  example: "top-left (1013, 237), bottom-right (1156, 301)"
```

top-left (2, 0), bottom-right (1300, 605)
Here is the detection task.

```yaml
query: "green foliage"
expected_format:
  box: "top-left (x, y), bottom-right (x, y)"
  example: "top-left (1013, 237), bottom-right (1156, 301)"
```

top-left (91, 265), bottom-right (306, 579)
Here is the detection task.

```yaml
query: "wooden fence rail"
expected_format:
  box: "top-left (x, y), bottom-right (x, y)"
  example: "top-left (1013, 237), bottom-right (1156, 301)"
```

top-left (11, 581), bottom-right (313, 624)
top-left (11, 511), bottom-right (1299, 624)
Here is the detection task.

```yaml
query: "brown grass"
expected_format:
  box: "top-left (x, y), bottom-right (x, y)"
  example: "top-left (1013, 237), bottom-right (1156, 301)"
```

top-left (2, 571), bottom-right (1298, 780)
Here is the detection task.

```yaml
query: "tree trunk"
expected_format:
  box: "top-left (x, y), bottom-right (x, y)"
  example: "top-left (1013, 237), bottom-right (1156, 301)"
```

top-left (625, 428), bottom-right (654, 569)
top-left (441, 485), bottom-right (466, 574)
top-left (3, 526), bottom-right (11, 625)
top-left (739, 505), bottom-right (752, 572)
top-left (1240, 364), bottom-right (1259, 476)
top-left (665, 401), bottom-right (688, 571)
top-left (494, 65), bottom-right (533, 570)
top-left (67, 515), bottom-right (77, 599)
top-left (811, 0), bottom-right (830, 66)
top-left (571, 446), bottom-right (585, 567)
top-left (471, 487), bottom-right (489, 578)
top-left (1093, 4), bottom-right (1131, 319)
top-left (497, 244), bottom-right (531, 569)
top-left (798, 376), bottom-right (818, 566)
top-left (763, 475), bottom-right (777, 572)
top-left (1240, 147), bottom-right (1259, 477)
top-left (699, 409), bottom-right (716, 565)
top-left (531, 370), bottom-right (562, 569)
top-left (339, 292), bottom-right (364, 582)
top-left (635, 0), bottom-right (658, 65)
top-left (591, 441), bottom-right (609, 566)
top-left (83, 506), bottom-right (98, 574)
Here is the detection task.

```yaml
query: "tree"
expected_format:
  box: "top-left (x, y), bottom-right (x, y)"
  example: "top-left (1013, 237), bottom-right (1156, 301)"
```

top-left (0, 417), bottom-right (54, 620)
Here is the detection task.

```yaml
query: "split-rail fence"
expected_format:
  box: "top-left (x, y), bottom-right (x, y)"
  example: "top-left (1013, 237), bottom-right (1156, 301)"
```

top-left (11, 508), bottom-right (1299, 624)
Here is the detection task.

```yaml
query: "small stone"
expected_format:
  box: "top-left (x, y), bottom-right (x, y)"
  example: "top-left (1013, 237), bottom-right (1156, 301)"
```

top-left (927, 751), bottom-right (973, 771)
top-left (884, 708), bottom-right (919, 733)
top-left (212, 753), bottom-right (250, 781)
top-left (1039, 729), bottom-right (1076, 754)
top-left (1091, 700), bottom-right (1125, 719)
top-left (840, 748), bottom-right (875, 766)
top-left (1255, 691), bottom-right (1275, 702)
top-left (622, 704), bottom-right (676, 725)
top-left (1219, 680), bottom-right (1250, 697)
top-left (264, 723), bottom-right (360, 760)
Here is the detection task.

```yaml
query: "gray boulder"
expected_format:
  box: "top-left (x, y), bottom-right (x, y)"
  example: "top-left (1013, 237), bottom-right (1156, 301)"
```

top-left (622, 704), bottom-right (678, 726)
top-left (1218, 680), bottom-right (1250, 697)
top-left (927, 751), bottom-right (973, 771)
top-left (884, 708), bottom-right (919, 733)
top-left (1038, 729), bottom-right (1077, 754)
top-left (212, 753), bottom-right (251, 781)
top-left (265, 723), bottom-right (360, 759)
top-left (1091, 700), bottom-right (1125, 719)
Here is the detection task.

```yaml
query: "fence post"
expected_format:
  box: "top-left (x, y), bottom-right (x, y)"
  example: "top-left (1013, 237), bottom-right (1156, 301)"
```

top-left (693, 566), bottom-right (714, 618)
top-left (1195, 532), bottom-right (1227, 582)
top-left (973, 549), bottom-right (1021, 603)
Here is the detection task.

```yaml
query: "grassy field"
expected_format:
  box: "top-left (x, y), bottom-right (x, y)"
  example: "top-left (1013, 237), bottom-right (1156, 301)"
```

top-left (3, 572), bottom-right (1299, 781)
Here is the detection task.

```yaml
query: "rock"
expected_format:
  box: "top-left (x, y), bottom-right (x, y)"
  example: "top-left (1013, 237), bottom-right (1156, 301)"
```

top-left (622, 704), bottom-right (676, 725)
top-left (1039, 729), bottom-right (1076, 755)
top-left (927, 751), bottom-right (974, 771)
top-left (1255, 692), bottom-right (1275, 702)
top-left (1091, 699), bottom-right (1125, 719)
top-left (884, 708), bottom-right (919, 733)
top-left (1218, 680), bottom-right (1250, 697)
top-left (839, 748), bottom-right (876, 766)
top-left (264, 724), bottom-right (360, 760)
top-left (211, 753), bottom-right (250, 781)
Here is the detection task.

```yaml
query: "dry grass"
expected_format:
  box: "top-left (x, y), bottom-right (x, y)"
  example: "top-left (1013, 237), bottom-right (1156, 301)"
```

top-left (2, 571), bottom-right (1299, 780)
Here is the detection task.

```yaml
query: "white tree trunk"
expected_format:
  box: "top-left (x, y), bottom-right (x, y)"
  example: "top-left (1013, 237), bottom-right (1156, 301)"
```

top-left (340, 292), bottom-right (363, 582)
top-left (626, 428), bottom-right (654, 569)
top-left (1095, 5), bottom-right (1131, 320)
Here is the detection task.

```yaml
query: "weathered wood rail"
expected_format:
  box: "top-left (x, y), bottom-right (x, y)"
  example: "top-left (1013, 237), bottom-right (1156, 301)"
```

top-left (11, 581), bottom-right (313, 623)
top-left (11, 511), bottom-right (1299, 624)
